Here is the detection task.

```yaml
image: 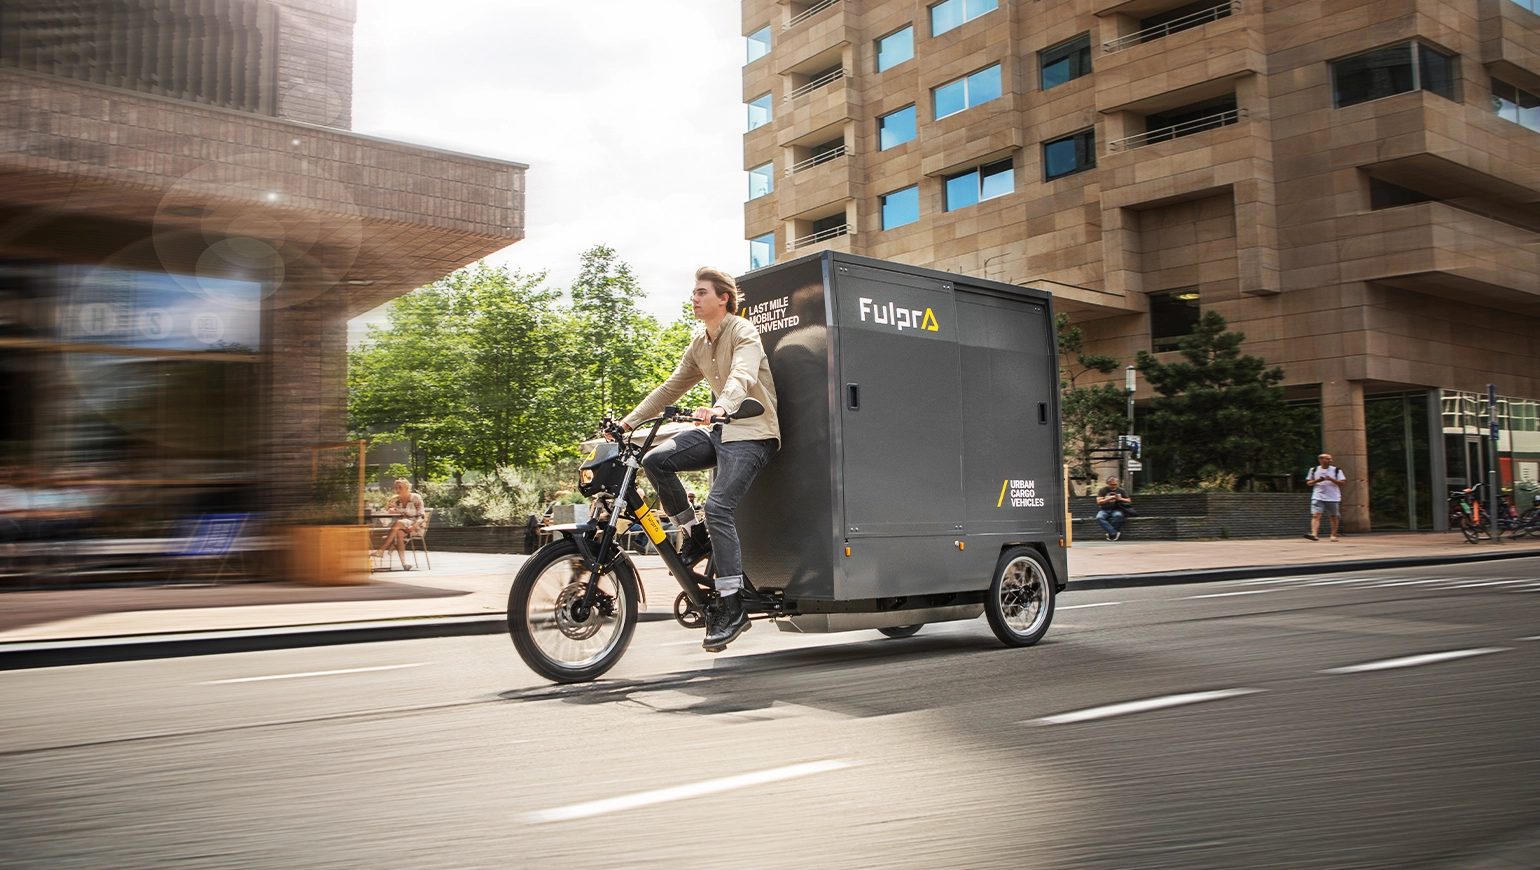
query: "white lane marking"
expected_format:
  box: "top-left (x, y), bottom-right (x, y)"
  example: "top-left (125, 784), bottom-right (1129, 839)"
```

top-left (1449, 580), bottom-right (1532, 589)
top-left (1233, 576), bottom-right (1316, 585)
top-left (524, 759), bottom-right (854, 823)
top-left (1321, 648), bottom-right (1509, 675)
top-left (1059, 602), bottom-right (1122, 610)
top-left (1033, 689), bottom-right (1262, 726)
top-left (1367, 578), bottom-right (1459, 588)
top-left (199, 663), bottom-right (427, 684)
top-left (1185, 590), bottom-right (1273, 599)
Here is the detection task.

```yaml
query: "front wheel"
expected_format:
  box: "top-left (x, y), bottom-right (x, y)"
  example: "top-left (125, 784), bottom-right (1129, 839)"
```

top-left (985, 547), bottom-right (1055, 647)
top-left (877, 624), bottom-right (923, 639)
top-left (508, 537), bottom-right (639, 683)
top-left (1459, 514), bottom-right (1482, 544)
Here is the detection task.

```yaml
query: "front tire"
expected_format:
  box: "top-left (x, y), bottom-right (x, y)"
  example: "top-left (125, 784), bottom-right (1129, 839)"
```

top-left (508, 537), bottom-right (639, 683)
top-left (1459, 515), bottom-right (1481, 544)
top-left (985, 547), bottom-right (1055, 647)
top-left (878, 625), bottom-right (923, 639)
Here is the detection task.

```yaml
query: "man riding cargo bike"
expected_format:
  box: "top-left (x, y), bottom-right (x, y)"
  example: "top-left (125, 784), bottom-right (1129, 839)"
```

top-left (507, 252), bottom-right (1063, 684)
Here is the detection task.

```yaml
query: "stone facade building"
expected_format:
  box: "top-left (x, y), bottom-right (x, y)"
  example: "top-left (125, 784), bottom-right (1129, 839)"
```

top-left (0, 0), bottom-right (524, 541)
top-left (741, 0), bottom-right (1540, 531)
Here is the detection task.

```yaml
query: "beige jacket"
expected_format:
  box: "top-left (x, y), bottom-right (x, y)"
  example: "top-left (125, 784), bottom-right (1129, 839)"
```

top-left (623, 314), bottom-right (780, 446)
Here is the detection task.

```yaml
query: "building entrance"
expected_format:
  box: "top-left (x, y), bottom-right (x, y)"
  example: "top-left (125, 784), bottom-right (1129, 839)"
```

top-left (1365, 390), bottom-right (1434, 530)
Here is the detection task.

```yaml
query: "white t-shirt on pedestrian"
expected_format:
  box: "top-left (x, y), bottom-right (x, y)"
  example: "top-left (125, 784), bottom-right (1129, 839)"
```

top-left (1310, 466), bottom-right (1345, 502)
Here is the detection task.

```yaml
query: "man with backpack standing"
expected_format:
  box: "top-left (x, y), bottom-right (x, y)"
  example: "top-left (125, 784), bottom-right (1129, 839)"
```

top-left (1305, 453), bottom-right (1347, 541)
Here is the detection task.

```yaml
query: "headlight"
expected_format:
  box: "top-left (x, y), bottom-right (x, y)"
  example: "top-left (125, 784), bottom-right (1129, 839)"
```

top-left (579, 469), bottom-right (594, 485)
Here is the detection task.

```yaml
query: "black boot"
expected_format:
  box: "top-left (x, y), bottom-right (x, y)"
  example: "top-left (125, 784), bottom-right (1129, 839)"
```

top-left (677, 523), bottom-right (712, 565)
top-left (702, 592), bottom-right (749, 652)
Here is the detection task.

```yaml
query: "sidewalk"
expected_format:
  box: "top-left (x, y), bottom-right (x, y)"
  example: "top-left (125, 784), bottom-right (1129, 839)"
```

top-left (1, 532), bottom-right (1537, 648)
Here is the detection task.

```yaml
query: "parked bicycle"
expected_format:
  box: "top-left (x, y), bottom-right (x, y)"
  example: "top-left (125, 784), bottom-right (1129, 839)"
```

top-left (1449, 484), bottom-right (1490, 544)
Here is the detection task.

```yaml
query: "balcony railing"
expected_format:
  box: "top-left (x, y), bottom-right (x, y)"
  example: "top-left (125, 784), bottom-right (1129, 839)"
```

top-left (1108, 108), bottom-right (1247, 151)
top-left (785, 0), bottom-right (841, 30)
top-left (786, 145), bottom-right (847, 176)
top-left (1102, 1), bottom-right (1239, 53)
top-left (787, 223), bottom-right (850, 251)
top-left (785, 68), bottom-right (848, 102)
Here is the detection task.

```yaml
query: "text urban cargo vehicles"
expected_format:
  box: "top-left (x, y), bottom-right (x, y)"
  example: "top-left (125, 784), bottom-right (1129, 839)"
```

top-left (508, 252), bottom-right (1066, 682)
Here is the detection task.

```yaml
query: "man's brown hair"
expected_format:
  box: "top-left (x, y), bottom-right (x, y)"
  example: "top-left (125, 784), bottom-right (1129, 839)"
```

top-left (696, 266), bottom-right (739, 312)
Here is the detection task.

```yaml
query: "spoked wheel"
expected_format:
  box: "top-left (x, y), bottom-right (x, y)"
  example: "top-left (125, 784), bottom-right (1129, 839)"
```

top-left (1459, 515), bottom-right (1482, 544)
top-left (877, 624), bottom-right (923, 639)
top-left (985, 547), bottom-right (1055, 647)
top-left (508, 538), bottom-right (639, 683)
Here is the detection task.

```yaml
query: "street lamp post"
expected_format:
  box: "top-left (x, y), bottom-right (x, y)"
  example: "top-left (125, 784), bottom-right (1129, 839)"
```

top-left (1125, 365), bottom-right (1137, 489)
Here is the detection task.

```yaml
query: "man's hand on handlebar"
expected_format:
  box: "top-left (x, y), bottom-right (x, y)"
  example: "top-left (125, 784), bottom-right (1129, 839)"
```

top-left (691, 406), bottom-right (727, 426)
top-left (600, 418), bottom-right (629, 442)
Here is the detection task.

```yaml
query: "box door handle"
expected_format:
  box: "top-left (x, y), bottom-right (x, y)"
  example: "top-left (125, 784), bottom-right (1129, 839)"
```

top-left (847, 383), bottom-right (860, 411)
top-left (1038, 402), bottom-right (1049, 424)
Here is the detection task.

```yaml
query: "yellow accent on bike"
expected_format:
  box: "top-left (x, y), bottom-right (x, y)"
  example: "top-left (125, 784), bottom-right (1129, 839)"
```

top-left (634, 504), bottom-right (668, 545)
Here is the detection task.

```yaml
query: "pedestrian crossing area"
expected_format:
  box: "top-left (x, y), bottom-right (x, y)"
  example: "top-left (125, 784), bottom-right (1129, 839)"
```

top-left (1222, 572), bottom-right (1540, 595)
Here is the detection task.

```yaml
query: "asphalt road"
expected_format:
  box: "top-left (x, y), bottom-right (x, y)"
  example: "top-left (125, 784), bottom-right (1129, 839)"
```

top-left (4, 557), bottom-right (1540, 869)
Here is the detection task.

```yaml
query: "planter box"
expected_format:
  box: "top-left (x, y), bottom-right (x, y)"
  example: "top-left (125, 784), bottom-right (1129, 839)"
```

top-left (1070, 493), bottom-right (1312, 540)
top-left (286, 525), bottom-right (371, 585)
top-left (429, 525), bottom-right (534, 555)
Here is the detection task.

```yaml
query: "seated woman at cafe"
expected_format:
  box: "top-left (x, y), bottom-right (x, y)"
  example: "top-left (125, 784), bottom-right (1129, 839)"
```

top-left (372, 478), bottom-right (426, 570)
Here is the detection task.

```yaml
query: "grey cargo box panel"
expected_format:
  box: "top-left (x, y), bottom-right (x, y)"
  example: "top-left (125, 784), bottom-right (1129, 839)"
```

top-left (735, 252), bottom-right (1065, 602)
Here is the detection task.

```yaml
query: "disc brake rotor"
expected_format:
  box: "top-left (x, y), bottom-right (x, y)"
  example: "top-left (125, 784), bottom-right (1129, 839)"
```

top-left (553, 583), bottom-right (612, 640)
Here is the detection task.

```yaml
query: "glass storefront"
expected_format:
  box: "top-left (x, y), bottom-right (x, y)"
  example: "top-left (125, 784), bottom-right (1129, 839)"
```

top-left (1442, 389), bottom-right (1540, 514)
top-left (1365, 391), bottom-right (1433, 529)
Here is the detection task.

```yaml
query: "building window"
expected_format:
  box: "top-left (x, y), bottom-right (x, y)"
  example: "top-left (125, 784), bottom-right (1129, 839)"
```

top-left (1332, 42), bottom-right (1457, 109)
top-left (748, 164), bottom-right (774, 200)
top-left (944, 159), bottom-right (1013, 211)
top-left (1506, 0), bottom-right (1539, 12)
top-left (750, 234), bottom-right (775, 270)
top-left (1040, 34), bottom-right (1091, 90)
top-left (1044, 129), bottom-right (1095, 180)
top-left (881, 185), bottom-right (920, 229)
top-left (880, 105), bottom-right (918, 149)
top-left (1492, 78), bottom-right (1540, 132)
top-left (930, 0), bottom-right (998, 36)
top-left (1149, 288), bottom-right (1200, 352)
top-left (934, 64), bottom-right (1002, 120)
top-left (877, 26), bottom-right (914, 72)
top-left (747, 94), bottom-right (773, 131)
top-left (746, 26), bottom-right (771, 63)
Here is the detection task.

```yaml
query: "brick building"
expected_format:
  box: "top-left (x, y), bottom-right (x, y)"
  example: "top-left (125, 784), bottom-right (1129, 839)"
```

top-left (741, 0), bottom-right (1540, 531)
top-left (0, 1), bottom-right (524, 536)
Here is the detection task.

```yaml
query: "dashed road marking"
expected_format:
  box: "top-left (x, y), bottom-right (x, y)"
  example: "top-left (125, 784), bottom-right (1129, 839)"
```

top-left (199, 663), bottom-right (428, 684)
top-left (1186, 590), bottom-right (1273, 599)
top-left (1321, 648), bottom-right (1509, 675)
top-left (1032, 688), bottom-right (1262, 726)
top-left (523, 759), bottom-right (854, 823)
top-left (1060, 602), bottom-right (1122, 610)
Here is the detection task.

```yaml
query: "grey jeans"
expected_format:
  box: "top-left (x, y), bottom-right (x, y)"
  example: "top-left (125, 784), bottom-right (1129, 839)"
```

top-left (640, 427), bottom-right (776, 590)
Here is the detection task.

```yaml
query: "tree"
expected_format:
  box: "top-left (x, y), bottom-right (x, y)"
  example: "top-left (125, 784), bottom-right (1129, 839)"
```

top-left (1134, 310), bottom-right (1311, 486)
top-left (1057, 313), bottom-right (1128, 487)
top-left (568, 245), bottom-right (659, 423)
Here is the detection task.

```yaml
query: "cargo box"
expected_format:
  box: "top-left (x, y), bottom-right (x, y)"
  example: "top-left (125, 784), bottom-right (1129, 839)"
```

top-left (735, 252), bottom-right (1066, 614)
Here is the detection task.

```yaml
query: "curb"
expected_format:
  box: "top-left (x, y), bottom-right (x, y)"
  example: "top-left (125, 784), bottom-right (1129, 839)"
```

top-left (3, 548), bottom-right (1534, 669)
top-left (0, 610), bottom-right (677, 670)
top-left (1066, 546), bottom-right (1540, 590)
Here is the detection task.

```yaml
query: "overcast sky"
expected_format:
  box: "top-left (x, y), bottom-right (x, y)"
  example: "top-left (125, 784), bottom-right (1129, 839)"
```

top-left (348, 0), bottom-right (747, 341)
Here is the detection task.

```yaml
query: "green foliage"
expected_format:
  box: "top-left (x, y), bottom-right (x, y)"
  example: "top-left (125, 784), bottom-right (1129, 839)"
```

top-left (1134, 310), bottom-right (1311, 487)
top-left (349, 247), bottom-right (706, 496)
top-left (1057, 313), bottom-right (1127, 485)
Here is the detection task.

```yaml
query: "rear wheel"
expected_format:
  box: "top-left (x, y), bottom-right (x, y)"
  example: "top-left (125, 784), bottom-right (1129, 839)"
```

top-left (985, 547), bottom-right (1055, 647)
top-left (1459, 514), bottom-right (1482, 544)
top-left (877, 624), bottom-right (923, 639)
top-left (508, 537), bottom-right (638, 683)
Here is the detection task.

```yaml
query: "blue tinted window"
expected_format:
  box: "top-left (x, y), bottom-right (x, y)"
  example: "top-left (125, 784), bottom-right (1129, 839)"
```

top-left (1041, 35), bottom-right (1091, 90)
top-left (934, 64), bottom-right (1001, 119)
top-left (879, 105), bottom-right (917, 149)
top-left (931, 0), bottom-right (996, 36)
top-left (1044, 130), bottom-right (1095, 180)
top-left (980, 160), bottom-right (1014, 200)
top-left (968, 65), bottom-right (1002, 104)
top-left (881, 186), bottom-right (920, 229)
top-left (945, 172), bottom-right (979, 211)
top-left (877, 26), bottom-right (914, 72)
top-left (746, 27), bottom-right (771, 63)
top-left (749, 234), bottom-right (775, 270)
top-left (748, 163), bottom-right (774, 200)
top-left (747, 94), bottom-right (772, 131)
top-left (934, 78), bottom-right (967, 119)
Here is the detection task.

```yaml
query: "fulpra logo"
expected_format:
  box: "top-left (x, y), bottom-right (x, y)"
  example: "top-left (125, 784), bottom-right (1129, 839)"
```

top-left (858, 297), bottom-right (939, 332)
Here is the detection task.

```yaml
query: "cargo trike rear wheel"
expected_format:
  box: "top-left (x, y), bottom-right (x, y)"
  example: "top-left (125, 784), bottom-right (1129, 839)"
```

top-left (877, 625), bottom-right (923, 638)
top-left (508, 538), bottom-right (638, 683)
top-left (985, 547), bottom-right (1054, 647)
